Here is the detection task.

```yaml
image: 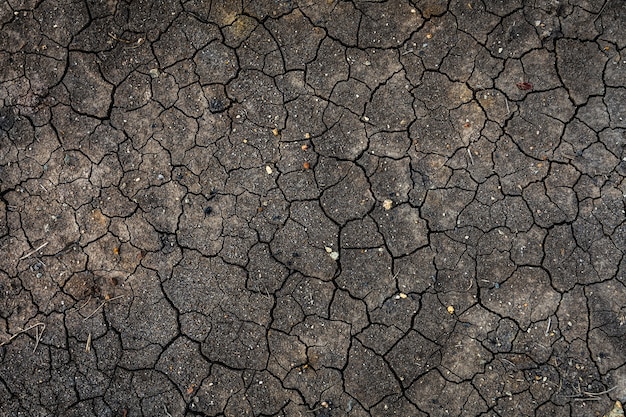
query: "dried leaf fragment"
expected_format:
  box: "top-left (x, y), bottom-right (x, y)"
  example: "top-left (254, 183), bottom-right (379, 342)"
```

top-left (447, 305), bottom-right (455, 315)
top-left (383, 199), bottom-right (393, 210)
top-left (604, 401), bottom-right (624, 417)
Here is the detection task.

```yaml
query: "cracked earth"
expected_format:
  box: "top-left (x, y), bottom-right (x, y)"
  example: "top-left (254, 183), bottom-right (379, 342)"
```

top-left (1, 0), bottom-right (626, 416)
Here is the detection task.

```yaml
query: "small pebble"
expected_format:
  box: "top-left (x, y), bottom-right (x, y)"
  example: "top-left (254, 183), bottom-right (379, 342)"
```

top-left (266, 166), bottom-right (273, 175)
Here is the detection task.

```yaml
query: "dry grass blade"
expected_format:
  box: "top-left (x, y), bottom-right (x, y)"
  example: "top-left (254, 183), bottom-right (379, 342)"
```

top-left (0, 322), bottom-right (46, 352)
top-left (20, 242), bottom-right (49, 260)
top-left (83, 295), bottom-right (125, 321)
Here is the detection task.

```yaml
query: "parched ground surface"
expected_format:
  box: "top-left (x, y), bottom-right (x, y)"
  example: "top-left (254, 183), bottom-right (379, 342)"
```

top-left (1, 0), bottom-right (626, 416)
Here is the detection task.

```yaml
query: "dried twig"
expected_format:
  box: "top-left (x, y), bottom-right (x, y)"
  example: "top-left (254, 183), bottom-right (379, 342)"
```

top-left (392, 269), bottom-right (401, 280)
top-left (594, 0), bottom-right (610, 22)
top-left (563, 385), bottom-right (618, 399)
top-left (499, 358), bottom-right (516, 369)
top-left (33, 324), bottom-right (42, 352)
top-left (79, 295), bottom-right (92, 311)
top-left (20, 242), bottom-right (49, 260)
top-left (0, 322), bottom-right (46, 353)
top-left (583, 386), bottom-right (618, 397)
top-left (107, 32), bottom-right (145, 48)
top-left (107, 32), bottom-right (133, 44)
top-left (83, 295), bottom-right (125, 321)
top-left (467, 147), bottom-right (474, 165)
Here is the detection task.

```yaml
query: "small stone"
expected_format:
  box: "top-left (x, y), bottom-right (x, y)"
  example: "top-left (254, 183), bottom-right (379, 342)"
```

top-left (266, 166), bottom-right (273, 175)
top-left (0, 107), bottom-right (15, 132)
top-left (149, 68), bottom-right (160, 78)
top-left (447, 305), bottom-right (455, 315)
top-left (329, 251), bottom-right (339, 261)
top-left (399, 293), bottom-right (408, 299)
top-left (382, 199), bottom-right (393, 210)
top-left (304, 133), bottom-right (311, 139)
top-left (209, 98), bottom-right (226, 113)
top-left (303, 161), bottom-right (310, 170)
top-left (325, 246), bottom-right (333, 253)
top-left (272, 128), bottom-right (279, 136)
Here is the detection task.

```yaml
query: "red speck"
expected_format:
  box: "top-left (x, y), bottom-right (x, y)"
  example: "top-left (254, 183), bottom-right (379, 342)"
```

top-left (516, 82), bottom-right (533, 91)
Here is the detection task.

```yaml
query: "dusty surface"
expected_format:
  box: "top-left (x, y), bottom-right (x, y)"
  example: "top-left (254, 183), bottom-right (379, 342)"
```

top-left (1, 0), bottom-right (626, 416)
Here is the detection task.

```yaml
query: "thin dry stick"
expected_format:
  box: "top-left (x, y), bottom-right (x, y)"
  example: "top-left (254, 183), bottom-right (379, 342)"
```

top-left (391, 269), bottom-right (401, 280)
top-left (163, 405), bottom-right (173, 417)
top-left (594, 0), bottom-right (610, 22)
top-left (83, 295), bottom-right (125, 321)
top-left (34, 324), bottom-right (41, 352)
top-left (34, 323), bottom-right (46, 352)
top-left (0, 323), bottom-right (46, 352)
top-left (563, 385), bottom-right (617, 399)
top-left (467, 147), bottom-right (475, 165)
top-left (505, 97), bottom-right (510, 115)
top-left (20, 242), bottom-right (49, 260)
top-left (500, 358), bottom-right (516, 369)
top-left (583, 385), bottom-right (618, 397)
top-left (85, 332), bottom-right (92, 353)
top-left (107, 32), bottom-right (133, 44)
top-left (79, 295), bottom-right (92, 312)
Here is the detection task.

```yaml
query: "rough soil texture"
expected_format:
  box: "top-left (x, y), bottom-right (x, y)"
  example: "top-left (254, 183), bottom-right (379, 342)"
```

top-left (1, 1), bottom-right (626, 416)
